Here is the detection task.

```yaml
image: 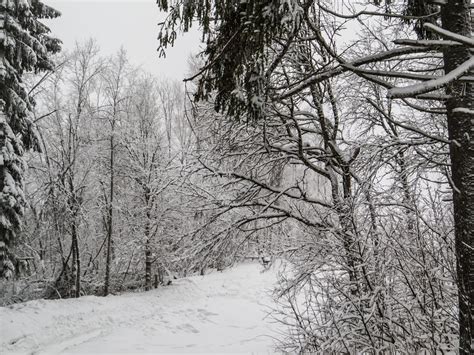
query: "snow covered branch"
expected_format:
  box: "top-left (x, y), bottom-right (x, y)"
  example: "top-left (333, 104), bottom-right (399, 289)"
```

top-left (424, 23), bottom-right (474, 47)
top-left (319, 4), bottom-right (439, 20)
top-left (393, 39), bottom-right (464, 48)
top-left (388, 55), bottom-right (474, 99)
top-left (280, 47), bottom-right (430, 100)
top-left (453, 107), bottom-right (474, 115)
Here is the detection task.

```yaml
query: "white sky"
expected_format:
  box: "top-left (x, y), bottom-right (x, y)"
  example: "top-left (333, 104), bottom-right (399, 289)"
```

top-left (45, 0), bottom-right (202, 81)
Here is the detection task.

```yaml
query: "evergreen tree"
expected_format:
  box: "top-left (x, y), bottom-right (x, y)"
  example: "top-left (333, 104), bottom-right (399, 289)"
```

top-left (0, 0), bottom-right (60, 278)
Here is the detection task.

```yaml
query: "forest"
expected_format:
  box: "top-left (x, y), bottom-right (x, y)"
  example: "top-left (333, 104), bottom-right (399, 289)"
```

top-left (0, 0), bottom-right (472, 354)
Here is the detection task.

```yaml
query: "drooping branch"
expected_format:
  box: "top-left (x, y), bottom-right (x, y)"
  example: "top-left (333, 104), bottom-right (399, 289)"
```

top-left (319, 4), bottom-right (440, 20)
top-left (280, 46), bottom-right (431, 99)
top-left (388, 55), bottom-right (474, 98)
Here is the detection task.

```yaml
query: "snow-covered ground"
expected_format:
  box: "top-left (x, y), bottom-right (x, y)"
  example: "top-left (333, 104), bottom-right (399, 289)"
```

top-left (1, 262), bottom-right (284, 354)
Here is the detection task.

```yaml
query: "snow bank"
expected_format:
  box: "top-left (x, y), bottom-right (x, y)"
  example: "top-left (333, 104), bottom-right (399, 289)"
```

top-left (0, 262), bottom-right (284, 354)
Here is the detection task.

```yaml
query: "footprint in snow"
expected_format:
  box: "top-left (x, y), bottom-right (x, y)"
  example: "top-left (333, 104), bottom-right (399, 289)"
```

top-left (197, 308), bottom-right (218, 317)
top-left (177, 323), bottom-right (200, 334)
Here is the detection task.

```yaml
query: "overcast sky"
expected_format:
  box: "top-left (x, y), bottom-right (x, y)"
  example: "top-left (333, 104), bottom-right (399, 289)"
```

top-left (45, 0), bottom-right (202, 81)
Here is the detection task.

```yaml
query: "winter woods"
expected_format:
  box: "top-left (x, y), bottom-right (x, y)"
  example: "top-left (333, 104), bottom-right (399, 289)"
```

top-left (156, 0), bottom-right (473, 353)
top-left (0, 0), bottom-right (472, 354)
top-left (0, 41), bottom-right (194, 299)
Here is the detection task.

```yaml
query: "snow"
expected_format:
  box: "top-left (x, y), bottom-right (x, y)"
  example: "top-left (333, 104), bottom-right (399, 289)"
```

top-left (424, 22), bottom-right (474, 47)
top-left (388, 55), bottom-right (474, 99)
top-left (0, 262), bottom-right (284, 354)
top-left (453, 107), bottom-right (474, 115)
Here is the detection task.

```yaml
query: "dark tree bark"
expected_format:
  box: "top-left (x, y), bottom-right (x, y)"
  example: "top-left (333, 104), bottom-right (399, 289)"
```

top-left (68, 176), bottom-right (81, 299)
top-left (104, 121), bottom-right (116, 296)
top-left (144, 228), bottom-right (152, 291)
top-left (441, 1), bottom-right (473, 352)
top-left (144, 191), bottom-right (152, 291)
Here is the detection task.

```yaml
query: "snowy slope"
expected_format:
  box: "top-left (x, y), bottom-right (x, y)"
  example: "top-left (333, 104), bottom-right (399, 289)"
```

top-left (0, 262), bottom-right (284, 354)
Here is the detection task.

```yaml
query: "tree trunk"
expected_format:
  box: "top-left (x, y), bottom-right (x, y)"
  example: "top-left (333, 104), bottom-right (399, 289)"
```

top-left (340, 166), bottom-right (360, 294)
top-left (441, 2), bottom-right (473, 352)
top-left (144, 199), bottom-right (152, 291)
top-left (309, 79), bottom-right (362, 295)
top-left (71, 215), bottom-right (80, 298)
top-left (145, 237), bottom-right (152, 291)
top-left (67, 172), bottom-right (81, 299)
top-left (70, 224), bottom-right (80, 298)
top-left (104, 125), bottom-right (115, 296)
top-left (70, 239), bottom-right (76, 298)
top-left (103, 216), bottom-right (112, 295)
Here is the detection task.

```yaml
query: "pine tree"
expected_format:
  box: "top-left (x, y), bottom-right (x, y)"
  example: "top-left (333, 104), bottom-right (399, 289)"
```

top-left (0, 0), bottom-right (60, 278)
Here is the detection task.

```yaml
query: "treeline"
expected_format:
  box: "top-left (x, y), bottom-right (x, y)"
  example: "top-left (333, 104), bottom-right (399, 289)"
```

top-left (1, 41), bottom-right (215, 301)
top-left (3, 30), bottom-right (461, 352)
top-left (1, 0), bottom-right (471, 351)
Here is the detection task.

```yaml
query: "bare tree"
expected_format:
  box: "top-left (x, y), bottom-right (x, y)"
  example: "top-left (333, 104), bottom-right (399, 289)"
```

top-left (35, 40), bottom-right (104, 298)
top-left (97, 49), bottom-right (130, 296)
top-left (121, 74), bottom-right (177, 290)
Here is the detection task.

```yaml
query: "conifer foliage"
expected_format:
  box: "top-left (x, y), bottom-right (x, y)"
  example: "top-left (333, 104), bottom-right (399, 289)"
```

top-left (0, 0), bottom-right (60, 278)
top-left (158, 0), bottom-right (303, 121)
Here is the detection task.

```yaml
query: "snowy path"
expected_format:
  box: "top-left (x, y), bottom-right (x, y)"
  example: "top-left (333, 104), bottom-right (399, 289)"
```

top-left (0, 263), bottom-right (283, 354)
